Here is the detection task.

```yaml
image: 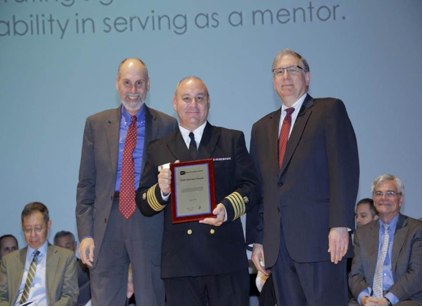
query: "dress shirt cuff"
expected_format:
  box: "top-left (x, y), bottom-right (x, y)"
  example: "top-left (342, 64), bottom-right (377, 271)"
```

top-left (223, 205), bottom-right (228, 222)
top-left (357, 288), bottom-right (371, 306)
top-left (161, 191), bottom-right (170, 201)
top-left (385, 292), bottom-right (399, 306)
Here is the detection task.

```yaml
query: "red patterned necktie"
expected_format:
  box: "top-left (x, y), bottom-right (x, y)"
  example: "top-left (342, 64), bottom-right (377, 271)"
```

top-left (119, 115), bottom-right (137, 219)
top-left (278, 107), bottom-right (295, 169)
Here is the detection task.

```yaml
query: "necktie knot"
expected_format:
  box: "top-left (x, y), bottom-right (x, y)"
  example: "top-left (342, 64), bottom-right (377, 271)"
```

top-left (285, 107), bottom-right (295, 116)
top-left (34, 251), bottom-right (41, 262)
top-left (383, 224), bottom-right (390, 231)
top-left (130, 115), bottom-right (137, 124)
top-left (189, 132), bottom-right (195, 143)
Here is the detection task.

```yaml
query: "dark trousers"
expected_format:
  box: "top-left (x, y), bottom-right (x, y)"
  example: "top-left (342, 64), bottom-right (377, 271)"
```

top-left (90, 199), bottom-right (164, 306)
top-left (164, 269), bottom-right (250, 306)
top-left (271, 224), bottom-right (348, 306)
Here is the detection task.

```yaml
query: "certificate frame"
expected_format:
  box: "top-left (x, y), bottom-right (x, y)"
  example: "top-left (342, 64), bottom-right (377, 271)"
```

top-left (170, 159), bottom-right (216, 224)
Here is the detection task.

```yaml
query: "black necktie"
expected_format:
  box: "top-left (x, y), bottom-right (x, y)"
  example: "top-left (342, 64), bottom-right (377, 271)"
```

top-left (189, 132), bottom-right (197, 159)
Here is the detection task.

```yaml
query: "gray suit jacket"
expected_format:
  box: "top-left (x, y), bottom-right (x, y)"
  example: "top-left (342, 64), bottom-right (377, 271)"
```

top-left (349, 214), bottom-right (422, 304)
top-left (0, 245), bottom-right (78, 306)
top-left (76, 105), bottom-right (177, 267)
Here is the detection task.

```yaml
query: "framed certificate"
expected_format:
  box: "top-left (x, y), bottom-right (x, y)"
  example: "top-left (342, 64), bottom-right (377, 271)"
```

top-left (170, 159), bottom-right (216, 223)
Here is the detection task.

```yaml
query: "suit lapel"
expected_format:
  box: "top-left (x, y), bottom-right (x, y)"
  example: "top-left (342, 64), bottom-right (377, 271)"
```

top-left (167, 130), bottom-right (193, 162)
top-left (269, 109), bottom-right (281, 178)
top-left (391, 214), bottom-right (408, 274)
top-left (46, 245), bottom-right (59, 306)
top-left (11, 248), bottom-right (26, 304)
top-left (197, 123), bottom-right (220, 160)
top-left (106, 107), bottom-right (121, 177)
top-left (367, 221), bottom-right (380, 281)
top-left (280, 95), bottom-right (313, 176)
top-left (142, 105), bottom-right (154, 173)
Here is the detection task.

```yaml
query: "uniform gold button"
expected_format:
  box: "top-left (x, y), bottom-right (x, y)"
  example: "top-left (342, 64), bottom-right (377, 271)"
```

top-left (210, 229), bottom-right (215, 234)
top-left (187, 229), bottom-right (193, 235)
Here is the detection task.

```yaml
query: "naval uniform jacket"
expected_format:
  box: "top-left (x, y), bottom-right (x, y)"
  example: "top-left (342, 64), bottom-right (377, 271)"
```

top-left (136, 122), bottom-right (260, 278)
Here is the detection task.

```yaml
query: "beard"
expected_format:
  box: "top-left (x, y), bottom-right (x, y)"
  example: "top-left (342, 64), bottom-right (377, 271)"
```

top-left (121, 94), bottom-right (145, 112)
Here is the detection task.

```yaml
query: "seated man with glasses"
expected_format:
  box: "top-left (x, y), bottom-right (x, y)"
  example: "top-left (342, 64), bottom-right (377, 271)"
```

top-left (349, 174), bottom-right (422, 306)
top-left (0, 202), bottom-right (78, 305)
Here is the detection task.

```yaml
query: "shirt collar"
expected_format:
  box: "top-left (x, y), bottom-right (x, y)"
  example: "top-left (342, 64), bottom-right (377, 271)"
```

top-left (281, 93), bottom-right (307, 113)
top-left (179, 121), bottom-right (207, 148)
top-left (379, 213), bottom-right (399, 233)
top-left (27, 240), bottom-right (48, 260)
top-left (121, 103), bottom-right (145, 125)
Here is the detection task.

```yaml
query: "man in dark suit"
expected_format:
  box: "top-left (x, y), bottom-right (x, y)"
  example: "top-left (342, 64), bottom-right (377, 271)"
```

top-left (76, 58), bottom-right (178, 305)
top-left (54, 231), bottom-right (90, 306)
top-left (247, 49), bottom-right (359, 305)
top-left (136, 76), bottom-right (260, 305)
top-left (349, 174), bottom-right (421, 306)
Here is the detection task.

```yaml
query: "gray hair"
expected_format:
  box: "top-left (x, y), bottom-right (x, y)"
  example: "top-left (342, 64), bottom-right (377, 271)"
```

top-left (174, 76), bottom-right (209, 97)
top-left (53, 231), bottom-right (75, 245)
top-left (272, 48), bottom-right (310, 73)
top-left (371, 174), bottom-right (405, 196)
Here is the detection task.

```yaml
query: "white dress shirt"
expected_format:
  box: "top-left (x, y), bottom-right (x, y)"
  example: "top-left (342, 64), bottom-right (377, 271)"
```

top-left (278, 93), bottom-right (307, 138)
top-left (179, 121), bottom-right (207, 150)
top-left (15, 240), bottom-right (48, 306)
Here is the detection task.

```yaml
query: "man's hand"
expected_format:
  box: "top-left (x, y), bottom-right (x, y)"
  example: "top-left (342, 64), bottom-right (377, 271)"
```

top-left (199, 203), bottom-right (226, 226)
top-left (158, 160), bottom-right (179, 195)
top-left (328, 227), bottom-right (349, 264)
top-left (79, 237), bottom-right (95, 267)
top-left (361, 296), bottom-right (379, 306)
top-left (376, 298), bottom-right (389, 306)
top-left (251, 243), bottom-right (269, 276)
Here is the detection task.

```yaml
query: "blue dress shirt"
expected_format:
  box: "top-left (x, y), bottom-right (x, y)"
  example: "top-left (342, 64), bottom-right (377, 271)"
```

top-left (358, 215), bottom-right (400, 305)
top-left (114, 104), bottom-right (146, 192)
top-left (15, 241), bottom-right (48, 306)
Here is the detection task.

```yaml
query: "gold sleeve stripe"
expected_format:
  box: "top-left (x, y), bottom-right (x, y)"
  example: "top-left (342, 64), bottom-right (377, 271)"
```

top-left (227, 194), bottom-right (240, 220)
top-left (225, 192), bottom-right (245, 221)
top-left (234, 192), bottom-right (246, 216)
top-left (147, 184), bottom-right (165, 212)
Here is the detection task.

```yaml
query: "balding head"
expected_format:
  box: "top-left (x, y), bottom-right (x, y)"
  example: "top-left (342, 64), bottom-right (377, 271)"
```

top-left (173, 76), bottom-right (210, 131)
top-left (116, 58), bottom-right (150, 115)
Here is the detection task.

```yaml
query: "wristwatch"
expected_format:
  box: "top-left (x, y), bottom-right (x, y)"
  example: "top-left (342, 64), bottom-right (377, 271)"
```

top-left (384, 296), bottom-right (393, 306)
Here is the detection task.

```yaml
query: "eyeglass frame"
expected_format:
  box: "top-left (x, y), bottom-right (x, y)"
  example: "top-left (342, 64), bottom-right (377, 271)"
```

top-left (272, 65), bottom-right (304, 77)
top-left (373, 190), bottom-right (402, 198)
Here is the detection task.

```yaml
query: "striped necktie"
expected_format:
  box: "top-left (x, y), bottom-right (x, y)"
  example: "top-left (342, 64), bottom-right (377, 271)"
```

top-left (372, 224), bottom-right (390, 298)
top-left (20, 250), bottom-right (40, 304)
top-left (119, 115), bottom-right (138, 219)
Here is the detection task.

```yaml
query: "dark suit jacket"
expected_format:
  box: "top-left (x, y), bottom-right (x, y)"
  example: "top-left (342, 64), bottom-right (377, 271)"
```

top-left (76, 259), bottom-right (90, 306)
top-left (349, 214), bottom-right (422, 304)
top-left (247, 95), bottom-right (359, 267)
top-left (0, 245), bottom-right (78, 306)
top-left (76, 105), bottom-right (178, 268)
top-left (136, 122), bottom-right (260, 278)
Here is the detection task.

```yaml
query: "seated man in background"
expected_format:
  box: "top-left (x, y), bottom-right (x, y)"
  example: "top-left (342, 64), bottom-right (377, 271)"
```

top-left (54, 231), bottom-right (90, 306)
top-left (355, 198), bottom-right (378, 228)
top-left (0, 235), bottom-right (18, 262)
top-left (0, 202), bottom-right (78, 305)
top-left (349, 174), bottom-right (422, 306)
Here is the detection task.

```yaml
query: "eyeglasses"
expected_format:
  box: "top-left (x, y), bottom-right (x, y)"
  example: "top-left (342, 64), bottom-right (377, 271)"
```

top-left (272, 65), bottom-right (303, 77)
top-left (373, 191), bottom-right (402, 198)
top-left (23, 225), bottom-right (46, 234)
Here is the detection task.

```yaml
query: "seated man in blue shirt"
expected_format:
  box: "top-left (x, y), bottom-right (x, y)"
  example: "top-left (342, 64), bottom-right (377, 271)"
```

top-left (0, 202), bottom-right (78, 305)
top-left (349, 174), bottom-right (422, 306)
